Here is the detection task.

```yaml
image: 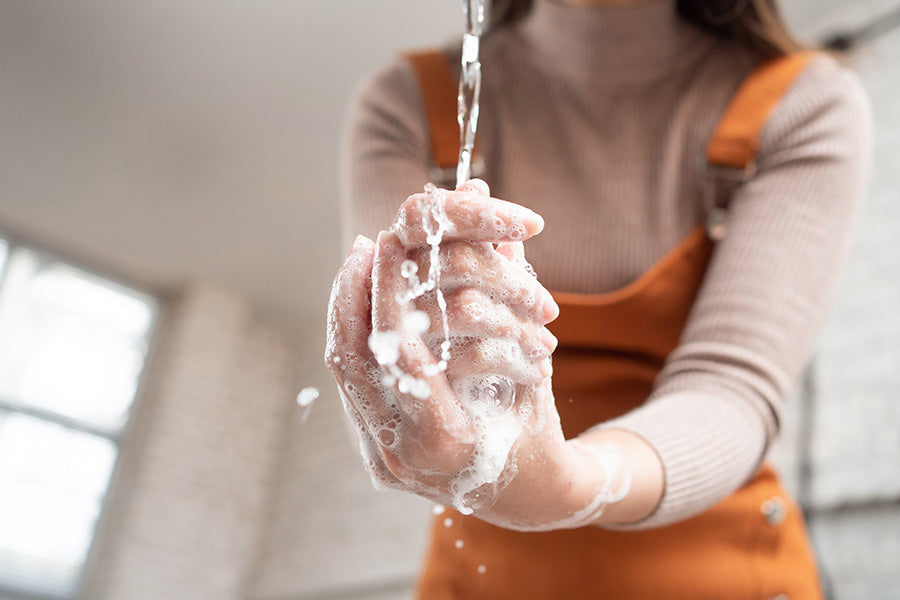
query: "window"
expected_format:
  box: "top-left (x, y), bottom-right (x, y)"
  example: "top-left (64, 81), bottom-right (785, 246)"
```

top-left (0, 235), bottom-right (156, 598)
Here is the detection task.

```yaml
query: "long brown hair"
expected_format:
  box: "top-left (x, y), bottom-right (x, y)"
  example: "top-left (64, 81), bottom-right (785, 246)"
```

top-left (489, 0), bottom-right (805, 58)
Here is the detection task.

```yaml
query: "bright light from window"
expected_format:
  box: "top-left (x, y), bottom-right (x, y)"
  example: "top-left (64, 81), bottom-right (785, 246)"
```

top-left (0, 240), bottom-right (156, 598)
top-left (0, 413), bottom-right (116, 596)
top-left (0, 249), bottom-right (154, 431)
top-left (0, 239), bottom-right (7, 274)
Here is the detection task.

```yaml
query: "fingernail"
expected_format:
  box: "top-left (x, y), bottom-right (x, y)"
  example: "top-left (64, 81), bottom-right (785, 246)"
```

top-left (541, 328), bottom-right (558, 352)
top-left (347, 234), bottom-right (369, 257)
top-left (523, 211), bottom-right (544, 235)
top-left (542, 292), bottom-right (560, 322)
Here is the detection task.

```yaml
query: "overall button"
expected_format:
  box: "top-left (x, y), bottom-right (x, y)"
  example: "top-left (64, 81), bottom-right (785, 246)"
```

top-left (761, 497), bottom-right (786, 526)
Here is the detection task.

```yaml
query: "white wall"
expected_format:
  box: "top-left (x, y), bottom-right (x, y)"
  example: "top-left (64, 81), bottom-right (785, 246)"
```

top-left (80, 283), bottom-right (299, 599)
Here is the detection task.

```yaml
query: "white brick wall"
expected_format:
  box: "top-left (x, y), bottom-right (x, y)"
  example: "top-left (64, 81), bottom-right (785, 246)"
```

top-left (248, 320), bottom-right (430, 600)
top-left (79, 282), bottom-right (298, 600)
top-left (806, 29), bottom-right (900, 509)
top-left (776, 2), bottom-right (900, 595)
top-left (811, 506), bottom-right (900, 600)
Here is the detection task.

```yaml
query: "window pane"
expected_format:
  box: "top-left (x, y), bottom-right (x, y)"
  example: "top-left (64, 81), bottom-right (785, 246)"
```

top-left (0, 412), bottom-right (117, 597)
top-left (0, 248), bottom-right (155, 431)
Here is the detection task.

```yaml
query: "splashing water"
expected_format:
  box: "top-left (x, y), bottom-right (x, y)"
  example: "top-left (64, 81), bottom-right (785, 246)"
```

top-left (363, 0), bottom-right (531, 516)
top-left (296, 387), bottom-right (319, 426)
top-left (372, 184), bottom-right (453, 401)
top-left (398, 184), bottom-right (452, 376)
top-left (456, 0), bottom-right (486, 188)
top-left (373, 0), bottom-right (487, 397)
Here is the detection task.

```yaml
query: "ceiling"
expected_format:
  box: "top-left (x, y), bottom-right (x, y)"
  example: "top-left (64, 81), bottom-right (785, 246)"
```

top-left (0, 0), bottom-right (459, 337)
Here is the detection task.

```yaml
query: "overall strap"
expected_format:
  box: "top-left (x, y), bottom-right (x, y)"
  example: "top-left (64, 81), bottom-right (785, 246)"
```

top-left (701, 51), bottom-right (816, 239)
top-left (407, 50), bottom-right (460, 170)
top-left (406, 48), bottom-right (815, 231)
top-left (406, 50), bottom-right (483, 187)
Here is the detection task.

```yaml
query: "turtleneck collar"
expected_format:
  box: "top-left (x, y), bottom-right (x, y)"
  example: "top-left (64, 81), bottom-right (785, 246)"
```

top-left (515, 0), bottom-right (717, 85)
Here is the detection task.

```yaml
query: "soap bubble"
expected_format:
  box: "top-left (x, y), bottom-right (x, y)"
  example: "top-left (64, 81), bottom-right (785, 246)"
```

top-left (400, 259), bottom-right (419, 279)
top-left (403, 310), bottom-right (430, 335)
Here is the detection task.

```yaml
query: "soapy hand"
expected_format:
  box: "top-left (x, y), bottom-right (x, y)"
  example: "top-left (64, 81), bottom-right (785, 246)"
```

top-left (325, 180), bottom-right (631, 531)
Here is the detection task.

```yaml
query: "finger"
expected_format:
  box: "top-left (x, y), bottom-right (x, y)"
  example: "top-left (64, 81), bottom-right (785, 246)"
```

top-left (496, 241), bottom-right (526, 265)
top-left (419, 288), bottom-right (558, 361)
top-left (412, 242), bottom-right (558, 324)
top-left (371, 231), bottom-right (473, 460)
top-left (395, 188), bottom-right (544, 247)
top-left (444, 334), bottom-right (552, 385)
top-left (338, 387), bottom-right (406, 491)
top-left (325, 235), bottom-right (376, 373)
top-left (456, 178), bottom-right (490, 196)
top-left (495, 242), bottom-right (559, 323)
top-left (326, 236), bottom-right (409, 454)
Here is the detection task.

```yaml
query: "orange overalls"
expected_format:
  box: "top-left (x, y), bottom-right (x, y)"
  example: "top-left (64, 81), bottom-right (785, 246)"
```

top-left (405, 50), bottom-right (823, 600)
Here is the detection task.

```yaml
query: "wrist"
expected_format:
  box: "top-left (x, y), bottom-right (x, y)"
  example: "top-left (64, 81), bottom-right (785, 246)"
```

top-left (573, 428), bottom-right (665, 526)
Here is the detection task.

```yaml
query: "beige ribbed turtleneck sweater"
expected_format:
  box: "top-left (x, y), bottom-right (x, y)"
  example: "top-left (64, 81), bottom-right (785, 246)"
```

top-left (340, 0), bottom-right (871, 527)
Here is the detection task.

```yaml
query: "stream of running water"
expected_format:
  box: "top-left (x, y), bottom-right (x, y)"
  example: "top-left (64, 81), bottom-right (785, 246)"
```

top-left (456, 0), bottom-right (486, 189)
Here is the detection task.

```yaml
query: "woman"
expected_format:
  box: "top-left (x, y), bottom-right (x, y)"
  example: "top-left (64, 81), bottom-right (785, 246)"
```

top-left (326, 0), bottom-right (871, 597)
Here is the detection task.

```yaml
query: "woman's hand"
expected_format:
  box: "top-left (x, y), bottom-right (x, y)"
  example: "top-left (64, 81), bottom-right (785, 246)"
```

top-left (325, 180), bottom-right (633, 531)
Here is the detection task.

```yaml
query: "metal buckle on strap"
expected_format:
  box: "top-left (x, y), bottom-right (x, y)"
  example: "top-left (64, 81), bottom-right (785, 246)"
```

top-left (428, 154), bottom-right (486, 190)
top-left (696, 154), bottom-right (757, 241)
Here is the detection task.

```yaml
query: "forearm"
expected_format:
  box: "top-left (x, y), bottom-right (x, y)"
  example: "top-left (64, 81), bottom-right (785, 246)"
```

top-left (588, 390), bottom-right (769, 528)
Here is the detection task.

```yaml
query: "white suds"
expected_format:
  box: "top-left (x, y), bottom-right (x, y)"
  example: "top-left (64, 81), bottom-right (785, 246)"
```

top-left (443, 517), bottom-right (453, 528)
top-left (432, 504), bottom-right (446, 515)
top-left (477, 565), bottom-right (487, 574)
top-left (454, 539), bottom-right (464, 549)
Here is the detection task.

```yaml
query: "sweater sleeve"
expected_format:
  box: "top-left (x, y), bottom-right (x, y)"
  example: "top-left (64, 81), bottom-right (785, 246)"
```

top-left (598, 55), bottom-right (873, 528)
top-left (339, 56), bottom-right (433, 247)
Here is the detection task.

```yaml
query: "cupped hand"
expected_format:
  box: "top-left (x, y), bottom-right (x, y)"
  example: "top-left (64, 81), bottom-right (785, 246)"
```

top-left (325, 180), bottom-right (630, 530)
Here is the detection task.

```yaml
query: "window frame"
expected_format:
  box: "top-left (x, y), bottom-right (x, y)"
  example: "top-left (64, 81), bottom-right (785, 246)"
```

top-left (0, 227), bottom-right (161, 600)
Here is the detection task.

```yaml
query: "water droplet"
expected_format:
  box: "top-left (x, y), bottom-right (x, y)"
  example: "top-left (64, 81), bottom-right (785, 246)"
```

top-left (477, 564), bottom-right (487, 574)
top-left (296, 387), bottom-right (319, 408)
top-left (296, 387), bottom-right (319, 426)
top-left (454, 539), bottom-right (464, 549)
top-left (432, 505), bottom-right (446, 515)
top-left (443, 517), bottom-right (453, 528)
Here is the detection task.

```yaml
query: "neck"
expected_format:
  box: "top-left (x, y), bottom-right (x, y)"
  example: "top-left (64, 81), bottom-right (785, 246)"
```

top-left (516, 0), bottom-right (713, 86)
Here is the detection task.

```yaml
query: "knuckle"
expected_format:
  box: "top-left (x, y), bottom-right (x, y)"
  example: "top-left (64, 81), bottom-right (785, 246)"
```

top-left (396, 194), bottom-right (427, 245)
top-left (519, 322), bottom-right (551, 360)
top-left (447, 288), bottom-right (489, 325)
top-left (380, 453), bottom-right (413, 482)
top-left (443, 242), bottom-right (482, 277)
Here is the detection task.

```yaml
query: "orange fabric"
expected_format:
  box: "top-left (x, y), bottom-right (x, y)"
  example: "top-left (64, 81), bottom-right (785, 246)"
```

top-left (706, 52), bottom-right (815, 169)
top-left (409, 51), bottom-right (824, 599)
top-left (406, 51), bottom-right (462, 169)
